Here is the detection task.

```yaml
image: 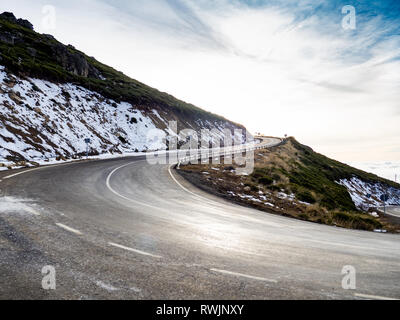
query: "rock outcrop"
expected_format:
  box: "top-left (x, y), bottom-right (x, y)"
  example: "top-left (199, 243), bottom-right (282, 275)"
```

top-left (0, 12), bottom-right (101, 79)
top-left (0, 12), bottom-right (248, 166)
top-left (51, 43), bottom-right (101, 78)
top-left (0, 12), bottom-right (33, 30)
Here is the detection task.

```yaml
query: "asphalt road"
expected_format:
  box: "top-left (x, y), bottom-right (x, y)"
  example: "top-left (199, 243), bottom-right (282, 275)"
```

top-left (380, 206), bottom-right (400, 219)
top-left (0, 138), bottom-right (399, 300)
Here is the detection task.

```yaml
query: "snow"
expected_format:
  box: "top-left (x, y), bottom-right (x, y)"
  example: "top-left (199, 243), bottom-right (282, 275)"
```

top-left (0, 196), bottom-right (40, 216)
top-left (238, 194), bottom-right (262, 203)
top-left (0, 66), bottom-right (242, 167)
top-left (152, 109), bottom-right (168, 125)
top-left (276, 192), bottom-right (295, 200)
top-left (0, 69), bottom-right (165, 161)
top-left (338, 176), bottom-right (400, 210)
top-left (265, 202), bottom-right (275, 207)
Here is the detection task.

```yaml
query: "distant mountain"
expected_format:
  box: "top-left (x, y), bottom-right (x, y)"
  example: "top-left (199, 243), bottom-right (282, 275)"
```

top-left (0, 12), bottom-right (247, 167)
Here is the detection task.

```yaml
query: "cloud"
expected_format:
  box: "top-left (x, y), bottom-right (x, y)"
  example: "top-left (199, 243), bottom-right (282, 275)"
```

top-left (1, 0), bottom-right (400, 163)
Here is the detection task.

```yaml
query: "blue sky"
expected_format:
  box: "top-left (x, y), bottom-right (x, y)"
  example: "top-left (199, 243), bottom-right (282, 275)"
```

top-left (1, 0), bottom-right (400, 165)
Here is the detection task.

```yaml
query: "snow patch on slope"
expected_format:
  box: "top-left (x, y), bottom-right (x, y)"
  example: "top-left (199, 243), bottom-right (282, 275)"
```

top-left (0, 196), bottom-right (40, 216)
top-left (338, 176), bottom-right (400, 210)
top-left (0, 67), bottom-right (243, 165)
top-left (0, 69), bottom-right (165, 161)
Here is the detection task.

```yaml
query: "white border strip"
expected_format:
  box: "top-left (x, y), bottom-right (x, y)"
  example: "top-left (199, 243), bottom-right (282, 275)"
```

top-left (108, 242), bottom-right (162, 259)
top-left (55, 223), bottom-right (82, 235)
top-left (210, 268), bottom-right (277, 283)
top-left (168, 165), bottom-right (217, 204)
top-left (2, 167), bottom-right (43, 180)
top-left (354, 293), bottom-right (398, 300)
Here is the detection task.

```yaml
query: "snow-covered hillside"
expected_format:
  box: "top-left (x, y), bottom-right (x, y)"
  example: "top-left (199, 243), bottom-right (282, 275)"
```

top-left (338, 176), bottom-right (400, 210)
top-left (0, 66), bottom-right (243, 169)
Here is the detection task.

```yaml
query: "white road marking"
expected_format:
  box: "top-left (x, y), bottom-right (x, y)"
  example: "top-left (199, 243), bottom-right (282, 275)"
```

top-left (130, 286), bottom-right (142, 293)
top-left (167, 138), bottom-right (282, 204)
top-left (95, 280), bottom-right (119, 292)
top-left (105, 161), bottom-right (163, 211)
top-left (105, 162), bottom-right (139, 199)
top-left (354, 293), bottom-right (399, 300)
top-left (377, 206), bottom-right (400, 219)
top-left (168, 165), bottom-right (217, 204)
top-left (105, 158), bottom-right (194, 206)
top-left (2, 162), bottom-right (70, 180)
top-left (210, 268), bottom-right (277, 283)
top-left (108, 242), bottom-right (162, 259)
top-left (2, 167), bottom-right (43, 179)
top-left (0, 152), bottom-right (148, 181)
top-left (25, 207), bottom-right (41, 216)
top-left (105, 160), bottom-right (272, 229)
top-left (55, 223), bottom-right (82, 235)
top-left (106, 159), bottom-right (229, 217)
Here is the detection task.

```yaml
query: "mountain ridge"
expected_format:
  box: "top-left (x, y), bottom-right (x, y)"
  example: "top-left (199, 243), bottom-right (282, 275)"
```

top-left (0, 12), bottom-right (243, 129)
top-left (0, 12), bottom-right (248, 168)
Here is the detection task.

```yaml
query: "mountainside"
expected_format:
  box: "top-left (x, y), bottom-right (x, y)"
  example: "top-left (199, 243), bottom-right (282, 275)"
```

top-left (178, 137), bottom-right (400, 232)
top-left (0, 12), bottom-right (246, 167)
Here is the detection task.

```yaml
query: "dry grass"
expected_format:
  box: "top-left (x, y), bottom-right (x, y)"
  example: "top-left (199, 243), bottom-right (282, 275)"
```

top-left (178, 138), bottom-right (400, 232)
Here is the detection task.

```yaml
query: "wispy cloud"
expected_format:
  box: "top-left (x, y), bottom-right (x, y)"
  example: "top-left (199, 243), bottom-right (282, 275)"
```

top-left (1, 0), bottom-right (400, 162)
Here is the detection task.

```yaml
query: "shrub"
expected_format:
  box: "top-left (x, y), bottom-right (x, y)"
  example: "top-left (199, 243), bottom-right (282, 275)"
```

top-left (297, 190), bottom-right (316, 204)
top-left (298, 213), bottom-right (309, 220)
top-left (269, 185), bottom-right (281, 192)
top-left (272, 173), bottom-right (281, 181)
top-left (332, 211), bottom-right (382, 230)
top-left (333, 211), bottom-right (351, 222)
top-left (244, 183), bottom-right (258, 192)
top-left (258, 176), bottom-right (273, 185)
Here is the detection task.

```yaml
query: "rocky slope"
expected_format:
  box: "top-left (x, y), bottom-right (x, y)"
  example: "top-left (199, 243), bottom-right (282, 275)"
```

top-left (0, 12), bottom-right (247, 167)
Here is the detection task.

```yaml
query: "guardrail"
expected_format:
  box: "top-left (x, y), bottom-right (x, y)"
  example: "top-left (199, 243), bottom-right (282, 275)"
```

top-left (176, 137), bottom-right (282, 168)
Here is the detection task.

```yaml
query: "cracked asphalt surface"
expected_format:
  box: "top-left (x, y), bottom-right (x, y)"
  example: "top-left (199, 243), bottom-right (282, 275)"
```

top-left (0, 138), bottom-right (399, 300)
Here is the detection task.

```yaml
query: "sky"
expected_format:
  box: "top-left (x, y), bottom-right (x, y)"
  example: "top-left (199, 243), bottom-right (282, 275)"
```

top-left (1, 0), bottom-right (400, 170)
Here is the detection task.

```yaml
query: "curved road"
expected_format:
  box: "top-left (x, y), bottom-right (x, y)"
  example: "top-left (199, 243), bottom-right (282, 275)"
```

top-left (379, 206), bottom-right (400, 219)
top-left (0, 138), bottom-right (399, 300)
